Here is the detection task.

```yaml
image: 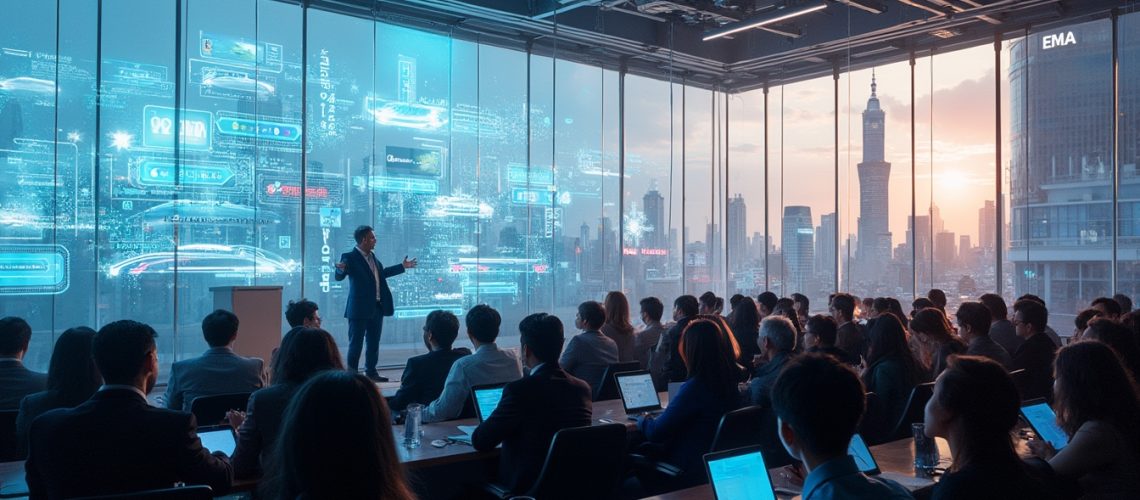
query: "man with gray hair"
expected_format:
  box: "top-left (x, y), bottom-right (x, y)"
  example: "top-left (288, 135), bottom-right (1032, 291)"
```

top-left (749, 315), bottom-right (797, 408)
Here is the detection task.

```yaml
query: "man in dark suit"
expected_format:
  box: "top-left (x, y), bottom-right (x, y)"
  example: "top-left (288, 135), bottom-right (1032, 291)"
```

top-left (472, 313), bottom-right (592, 494)
top-left (164, 309), bottom-right (267, 413)
top-left (388, 310), bottom-right (471, 411)
top-left (0, 316), bottom-right (46, 410)
top-left (830, 293), bottom-right (867, 361)
top-left (335, 225), bottom-right (417, 381)
top-left (26, 320), bottom-right (232, 499)
top-left (1011, 299), bottom-right (1057, 402)
top-left (654, 295), bottom-right (699, 387)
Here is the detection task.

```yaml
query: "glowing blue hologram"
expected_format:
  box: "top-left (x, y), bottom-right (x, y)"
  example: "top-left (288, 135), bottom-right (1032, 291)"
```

top-left (138, 200), bottom-right (281, 226)
top-left (394, 307), bottom-right (465, 319)
top-left (426, 195), bottom-right (493, 219)
top-left (0, 244), bottom-right (69, 295)
top-left (142, 106), bottom-right (212, 150)
top-left (106, 244), bottom-right (298, 278)
top-left (136, 160), bottom-right (235, 187)
top-left (461, 282), bottom-right (519, 295)
top-left (216, 114), bottom-right (301, 142)
top-left (363, 95), bottom-right (447, 130)
top-left (367, 176), bottom-right (438, 194)
top-left (0, 76), bottom-right (55, 94)
top-left (201, 73), bottom-right (276, 96)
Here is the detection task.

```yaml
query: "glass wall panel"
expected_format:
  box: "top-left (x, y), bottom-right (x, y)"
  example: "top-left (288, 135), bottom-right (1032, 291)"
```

top-left (684, 86), bottom-right (715, 297)
top-left (1116, 11), bottom-right (1140, 307)
top-left (726, 90), bottom-right (765, 299)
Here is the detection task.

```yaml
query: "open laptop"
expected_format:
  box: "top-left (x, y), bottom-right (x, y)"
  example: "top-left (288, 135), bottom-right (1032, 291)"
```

top-left (197, 425), bottom-right (237, 456)
top-left (703, 446), bottom-right (778, 500)
top-left (471, 382), bottom-right (508, 423)
top-left (615, 370), bottom-right (664, 420)
top-left (1020, 399), bottom-right (1068, 451)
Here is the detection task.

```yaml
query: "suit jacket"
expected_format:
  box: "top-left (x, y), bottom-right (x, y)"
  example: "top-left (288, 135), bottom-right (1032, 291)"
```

top-left (471, 364), bottom-right (592, 494)
top-left (989, 319), bottom-right (1024, 356)
top-left (231, 383), bottom-right (300, 479)
top-left (387, 347), bottom-right (471, 411)
top-left (634, 323), bottom-right (666, 371)
top-left (1012, 332), bottom-right (1057, 402)
top-left (639, 377), bottom-right (741, 487)
top-left (335, 248), bottom-right (405, 319)
top-left (26, 388), bottom-right (232, 499)
top-left (658, 317), bottom-right (694, 385)
top-left (16, 391), bottom-right (74, 458)
top-left (837, 322), bottom-right (868, 361)
top-left (0, 358), bottom-right (46, 410)
top-left (559, 330), bottom-right (619, 394)
top-left (164, 347), bottom-right (267, 413)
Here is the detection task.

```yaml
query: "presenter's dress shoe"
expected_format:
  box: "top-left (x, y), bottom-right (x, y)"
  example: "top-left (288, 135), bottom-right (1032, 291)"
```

top-left (366, 373), bottom-right (389, 382)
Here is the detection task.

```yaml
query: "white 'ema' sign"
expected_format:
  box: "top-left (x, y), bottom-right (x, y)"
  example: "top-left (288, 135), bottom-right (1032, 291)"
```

top-left (1042, 31), bottom-right (1077, 50)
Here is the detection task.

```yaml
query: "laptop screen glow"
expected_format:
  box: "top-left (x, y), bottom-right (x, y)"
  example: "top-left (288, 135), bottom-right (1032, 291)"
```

top-left (847, 433), bottom-right (878, 473)
top-left (474, 386), bottom-right (505, 421)
top-left (199, 428), bottom-right (236, 456)
top-left (707, 450), bottom-right (776, 500)
top-left (616, 372), bottom-right (659, 411)
top-left (1021, 402), bottom-right (1069, 450)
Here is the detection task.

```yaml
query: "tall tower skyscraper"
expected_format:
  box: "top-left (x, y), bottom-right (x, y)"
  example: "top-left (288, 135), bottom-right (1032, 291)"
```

top-left (728, 194), bottom-right (748, 270)
top-left (815, 212), bottom-right (837, 283)
top-left (979, 200), bottom-right (996, 253)
top-left (857, 72), bottom-right (892, 286)
top-left (643, 187), bottom-right (665, 249)
top-left (782, 206), bottom-right (814, 294)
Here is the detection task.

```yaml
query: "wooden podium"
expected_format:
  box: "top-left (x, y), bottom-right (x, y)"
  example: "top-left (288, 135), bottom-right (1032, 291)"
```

top-left (210, 286), bottom-right (282, 367)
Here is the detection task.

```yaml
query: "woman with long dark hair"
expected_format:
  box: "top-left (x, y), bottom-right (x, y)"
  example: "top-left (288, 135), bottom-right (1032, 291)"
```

top-left (1029, 341), bottom-right (1140, 497)
top-left (15, 327), bottom-right (101, 456)
top-left (910, 308), bottom-right (966, 379)
top-left (924, 355), bottom-right (1056, 499)
top-left (601, 291), bottom-right (637, 362)
top-left (1082, 318), bottom-right (1140, 383)
top-left (229, 328), bottom-right (343, 479)
top-left (728, 296), bottom-right (761, 367)
top-left (265, 370), bottom-right (414, 500)
top-left (861, 314), bottom-right (923, 429)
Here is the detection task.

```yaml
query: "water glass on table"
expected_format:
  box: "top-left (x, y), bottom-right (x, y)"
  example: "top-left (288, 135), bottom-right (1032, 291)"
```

top-left (404, 403), bottom-right (423, 449)
top-left (912, 422), bottom-right (939, 476)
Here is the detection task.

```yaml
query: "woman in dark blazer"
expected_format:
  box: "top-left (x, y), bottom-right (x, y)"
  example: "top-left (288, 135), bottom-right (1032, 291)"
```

top-left (860, 314), bottom-right (923, 431)
top-left (15, 327), bottom-right (101, 458)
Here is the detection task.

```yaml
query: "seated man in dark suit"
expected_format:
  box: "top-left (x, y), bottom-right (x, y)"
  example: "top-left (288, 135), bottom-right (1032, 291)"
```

top-left (388, 310), bottom-right (471, 412)
top-left (830, 293), bottom-right (867, 361)
top-left (26, 320), bottom-right (232, 498)
top-left (559, 301), bottom-right (619, 394)
top-left (472, 313), bottom-right (593, 494)
top-left (653, 295), bottom-right (699, 387)
top-left (803, 314), bottom-right (858, 365)
top-left (164, 309), bottom-right (267, 413)
top-left (0, 316), bottom-right (46, 410)
top-left (1011, 299), bottom-right (1057, 402)
top-left (284, 298), bottom-right (322, 335)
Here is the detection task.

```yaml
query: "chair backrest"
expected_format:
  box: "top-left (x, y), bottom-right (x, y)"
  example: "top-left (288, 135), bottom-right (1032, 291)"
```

top-left (593, 361), bottom-right (642, 401)
top-left (189, 393), bottom-right (252, 426)
top-left (1008, 368), bottom-right (1031, 402)
top-left (526, 423), bottom-right (628, 500)
top-left (859, 392), bottom-right (885, 445)
top-left (709, 405), bottom-right (766, 453)
top-left (888, 382), bottom-right (935, 441)
top-left (0, 410), bottom-right (19, 461)
top-left (73, 485), bottom-right (213, 500)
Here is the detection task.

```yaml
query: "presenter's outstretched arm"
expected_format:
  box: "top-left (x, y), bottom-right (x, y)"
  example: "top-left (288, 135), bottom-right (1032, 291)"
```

top-left (402, 255), bottom-right (418, 269)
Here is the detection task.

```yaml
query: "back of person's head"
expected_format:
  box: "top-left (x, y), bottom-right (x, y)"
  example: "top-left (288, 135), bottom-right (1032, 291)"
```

top-left (271, 371), bottom-right (413, 500)
top-left (465, 304), bottom-right (502, 343)
top-left (202, 309), bottom-right (240, 347)
top-left (1052, 341), bottom-right (1140, 443)
top-left (775, 298), bottom-right (796, 315)
top-left (1083, 318), bottom-right (1140, 380)
top-left (911, 297), bottom-right (935, 316)
top-left (872, 297), bottom-right (891, 314)
top-left (830, 293), bottom-right (856, 321)
top-left (271, 328), bottom-right (344, 386)
top-left (1075, 308), bottom-right (1103, 334)
top-left (927, 289), bottom-right (948, 310)
top-left (1017, 294), bottom-right (1046, 306)
top-left (910, 308), bottom-right (957, 344)
top-left (978, 293), bottom-right (1008, 322)
top-left (862, 297), bottom-right (875, 312)
top-left (760, 315), bottom-right (797, 353)
top-left (929, 355), bottom-right (1020, 466)
top-left (577, 301), bottom-right (606, 330)
top-left (47, 327), bottom-right (102, 406)
top-left (424, 310), bottom-right (460, 349)
top-left (640, 297), bottom-right (664, 323)
top-left (519, 313), bottom-right (565, 365)
top-left (699, 291), bottom-right (717, 312)
top-left (1012, 299), bottom-right (1048, 334)
top-left (1113, 293), bottom-right (1133, 314)
top-left (285, 299), bottom-right (319, 328)
top-left (603, 291), bottom-right (634, 335)
top-left (729, 294), bottom-right (745, 311)
top-left (93, 320), bottom-right (157, 385)
top-left (0, 316), bottom-right (32, 357)
top-left (352, 225), bottom-right (374, 244)
top-left (675, 295), bottom-right (700, 318)
top-left (757, 291), bottom-right (779, 314)
top-left (955, 302), bottom-right (993, 338)
top-left (791, 293), bottom-right (810, 313)
top-left (771, 353), bottom-right (865, 457)
top-left (866, 314), bottom-right (917, 376)
top-left (806, 314), bottom-right (838, 347)
top-left (1091, 296), bottom-right (1123, 318)
top-left (886, 298), bottom-right (907, 323)
top-left (731, 297), bottom-right (760, 332)
top-left (678, 318), bottom-right (738, 397)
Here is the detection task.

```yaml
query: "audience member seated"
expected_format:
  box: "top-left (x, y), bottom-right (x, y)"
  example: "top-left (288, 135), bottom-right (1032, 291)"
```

top-left (472, 313), bottom-right (593, 494)
top-left (283, 298), bottom-right (322, 334)
top-left (911, 297), bottom-right (936, 319)
top-left (861, 314), bottom-right (923, 429)
top-left (423, 304), bottom-right (521, 422)
top-left (229, 327), bottom-right (344, 479)
top-left (1018, 294), bottom-right (1063, 347)
top-left (923, 355), bottom-right (1057, 500)
top-left (1010, 299), bottom-right (1056, 402)
top-left (560, 300), bottom-right (619, 395)
top-left (635, 297), bottom-right (666, 371)
top-left (1029, 341), bottom-right (1140, 498)
top-left (653, 295), bottom-right (699, 386)
top-left (1072, 308), bottom-right (1102, 343)
top-left (772, 354), bottom-right (912, 499)
top-left (601, 291), bottom-right (637, 362)
top-left (980, 293), bottom-right (1022, 355)
top-left (773, 298), bottom-right (803, 341)
top-left (1081, 318), bottom-right (1140, 385)
top-left (804, 314), bottom-right (857, 365)
top-left (830, 293), bottom-right (867, 361)
top-left (164, 309), bottom-right (267, 413)
top-left (698, 291), bottom-right (720, 316)
top-left (909, 308), bottom-right (966, 379)
top-left (728, 296), bottom-right (761, 367)
top-left (955, 302), bottom-right (1012, 368)
top-left (1090, 296), bottom-right (1123, 321)
top-left (927, 288), bottom-right (948, 313)
top-left (637, 318), bottom-right (742, 490)
top-left (0, 316), bottom-right (47, 410)
top-left (387, 310), bottom-right (471, 412)
top-left (749, 316), bottom-right (796, 409)
top-left (791, 293), bottom-right (811, 328)
top-left (1112, 293), bottom-right (1133, 315)
top-left (757, 291), bottom-right (778, 319)
top-left (26, 320), bottom-right (232, 498)
top-left (15, 327), bottom-right (101, 457)
top-left (262, 371), bottom-right (414, 500)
